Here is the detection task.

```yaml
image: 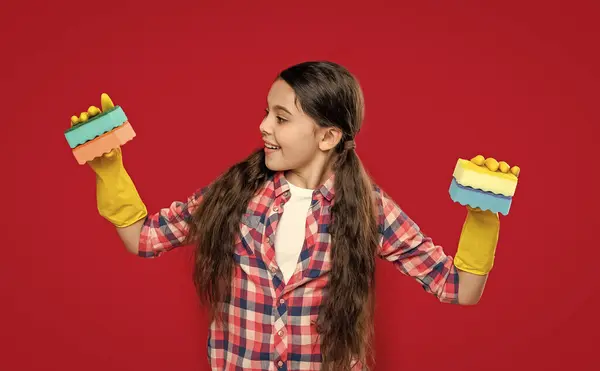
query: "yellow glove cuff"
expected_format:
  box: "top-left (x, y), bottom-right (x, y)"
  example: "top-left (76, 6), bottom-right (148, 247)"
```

top-left (90, 150), bottom-right (148, 228)
top-left (96, 173), bottom-right (148, 228)
top-left (454, 208), bottom-right (500, 275)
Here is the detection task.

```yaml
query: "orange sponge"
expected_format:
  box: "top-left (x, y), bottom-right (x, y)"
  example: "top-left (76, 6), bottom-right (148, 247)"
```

top-left (72, 122), bottom-right (136, 164)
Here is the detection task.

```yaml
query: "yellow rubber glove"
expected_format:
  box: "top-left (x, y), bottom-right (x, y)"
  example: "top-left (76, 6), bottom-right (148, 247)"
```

top-left (454, 206), bottom-right (500, 275)
top-left (71, 93), bottom-right (148, 228)
top-left (453, 155), bottom-right (520, 275)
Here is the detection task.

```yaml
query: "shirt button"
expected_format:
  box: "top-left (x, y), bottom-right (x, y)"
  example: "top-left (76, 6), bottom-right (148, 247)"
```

top-left (284, 191), bottom-right (290, 197)
top-left (278, 330), bottom-right (284, 336)
top-left (266, 237), bottom-right (271, 244)
top-left (270, 266), bottom-right (277, 273)
top-left (273, 206), bottom-right (279, 212)
top-left (279, 298), bottom-right (285, 304)
top-left (277, 360), bottom-right (284, 368)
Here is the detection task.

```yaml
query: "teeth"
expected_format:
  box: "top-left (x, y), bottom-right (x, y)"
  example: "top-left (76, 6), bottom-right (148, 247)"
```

top-left (265, 144), bottom-right (279, 149)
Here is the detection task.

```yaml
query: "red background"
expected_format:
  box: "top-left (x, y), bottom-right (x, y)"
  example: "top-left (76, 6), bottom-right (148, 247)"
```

top-left (2, 1), bottom-right (598, 370)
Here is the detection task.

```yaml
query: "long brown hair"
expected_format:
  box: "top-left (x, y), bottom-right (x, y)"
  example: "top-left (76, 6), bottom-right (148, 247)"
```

top-left (186, 61), bottom-right (380, 370)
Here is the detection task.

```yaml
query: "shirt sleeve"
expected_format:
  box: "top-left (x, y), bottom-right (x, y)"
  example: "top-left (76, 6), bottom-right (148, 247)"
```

top-left (375, 188), bottom-right (459, 304)
top-left (137, 186), bottom-right (206, 258)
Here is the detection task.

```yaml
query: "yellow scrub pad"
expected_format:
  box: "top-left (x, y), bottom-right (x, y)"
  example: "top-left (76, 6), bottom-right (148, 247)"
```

top-left (452, 159), bottom-right (518, 197)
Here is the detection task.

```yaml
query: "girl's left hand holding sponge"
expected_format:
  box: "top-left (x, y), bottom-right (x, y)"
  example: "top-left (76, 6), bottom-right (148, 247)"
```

top-left (67, 93), bottom-right (147, 228)
top-left (70, 92), bottom-right (114, 126)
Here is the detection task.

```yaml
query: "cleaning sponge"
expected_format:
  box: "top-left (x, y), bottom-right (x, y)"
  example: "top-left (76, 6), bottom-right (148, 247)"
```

top-left (65, 105), bottom-right (136, 164)
top-left (449, 155), bottom-right (520, 215)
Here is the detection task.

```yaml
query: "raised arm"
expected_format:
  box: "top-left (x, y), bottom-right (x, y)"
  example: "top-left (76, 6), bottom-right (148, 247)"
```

top-left (71, 93), bottom-right (204, 256)
top-left (136, 187), bottom-right (205, 258)
top-left (375, 185), bottom-right (501, 305)
top-left (375, 188), bottom-right (460, 304)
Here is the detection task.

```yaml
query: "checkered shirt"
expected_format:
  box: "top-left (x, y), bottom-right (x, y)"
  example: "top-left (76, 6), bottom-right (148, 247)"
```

top-left (138, 171), bottom-right (459, 370)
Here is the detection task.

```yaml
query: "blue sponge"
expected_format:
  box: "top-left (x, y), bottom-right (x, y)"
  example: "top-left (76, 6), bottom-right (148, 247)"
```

top-left (449, 178), bottom-right (512, 215)
top-left (64, 106), bottom-right (128, 148)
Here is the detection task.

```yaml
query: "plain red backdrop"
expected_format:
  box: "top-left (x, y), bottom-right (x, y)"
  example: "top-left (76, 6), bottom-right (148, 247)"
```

top-left (1, 0), bottom-right (599, 370)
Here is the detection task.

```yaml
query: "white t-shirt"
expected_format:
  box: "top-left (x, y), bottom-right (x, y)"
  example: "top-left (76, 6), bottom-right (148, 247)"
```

top-left (274, 181), bottom-right (314, 284)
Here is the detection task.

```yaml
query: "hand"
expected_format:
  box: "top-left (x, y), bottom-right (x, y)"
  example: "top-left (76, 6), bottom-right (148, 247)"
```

top-left (70, 92), bottom-right (114, 126)
top-left (469, 154), bottom-right (520, 177)
top-left (466, 155), bottom-right (520, 214)
top-left (453, 154), bottom-right (515, 276)
top-left (69, 93), bottom-right (147, 228)
top-left (70, 93), bottom-right (122, 170)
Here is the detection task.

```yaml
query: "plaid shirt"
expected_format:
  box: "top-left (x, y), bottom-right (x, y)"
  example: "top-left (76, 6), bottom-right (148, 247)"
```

top-left (138, 171), bottom-right (459, 370)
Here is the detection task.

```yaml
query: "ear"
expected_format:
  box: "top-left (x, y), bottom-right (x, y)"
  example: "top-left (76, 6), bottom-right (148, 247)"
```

top-left (317, 127), bottom-right (344, 151)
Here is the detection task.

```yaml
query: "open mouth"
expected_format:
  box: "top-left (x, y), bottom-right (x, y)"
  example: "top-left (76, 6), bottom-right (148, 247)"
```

top-left (265, 143), bottom-right (280, 150)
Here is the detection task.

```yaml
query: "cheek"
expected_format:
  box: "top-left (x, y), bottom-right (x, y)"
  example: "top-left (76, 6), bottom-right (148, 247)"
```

top-left (279, 128), bottom-right (316, 152)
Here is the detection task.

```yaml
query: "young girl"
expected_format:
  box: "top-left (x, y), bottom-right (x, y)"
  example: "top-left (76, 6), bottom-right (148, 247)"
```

top-left (76, 61), bottom-right (503, 370)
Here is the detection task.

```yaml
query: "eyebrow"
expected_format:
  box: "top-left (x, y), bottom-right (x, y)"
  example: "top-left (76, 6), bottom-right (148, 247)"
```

top-left (269, 104), bottom-right (293, 116)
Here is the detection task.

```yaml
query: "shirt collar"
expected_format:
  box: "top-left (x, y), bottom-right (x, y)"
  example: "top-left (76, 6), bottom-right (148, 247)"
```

top-left (272, 171), bottom-right (336, 202)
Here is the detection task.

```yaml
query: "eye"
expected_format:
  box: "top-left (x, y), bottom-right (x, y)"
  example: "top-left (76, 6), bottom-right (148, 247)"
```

top-left (264, 108), bottom-right (287, 123)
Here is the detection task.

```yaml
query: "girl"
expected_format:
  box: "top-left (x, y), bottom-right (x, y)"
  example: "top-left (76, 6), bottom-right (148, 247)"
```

top-left (77, 61), bottom-right (502, 370)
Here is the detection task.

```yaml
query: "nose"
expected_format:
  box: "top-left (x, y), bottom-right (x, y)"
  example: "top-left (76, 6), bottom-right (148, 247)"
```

top-left (259, 115), bottom-right (272, 137)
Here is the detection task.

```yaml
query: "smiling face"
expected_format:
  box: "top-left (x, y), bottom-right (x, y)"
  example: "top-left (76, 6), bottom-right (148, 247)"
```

top-left (259, 79), bottom-right (342, 186)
